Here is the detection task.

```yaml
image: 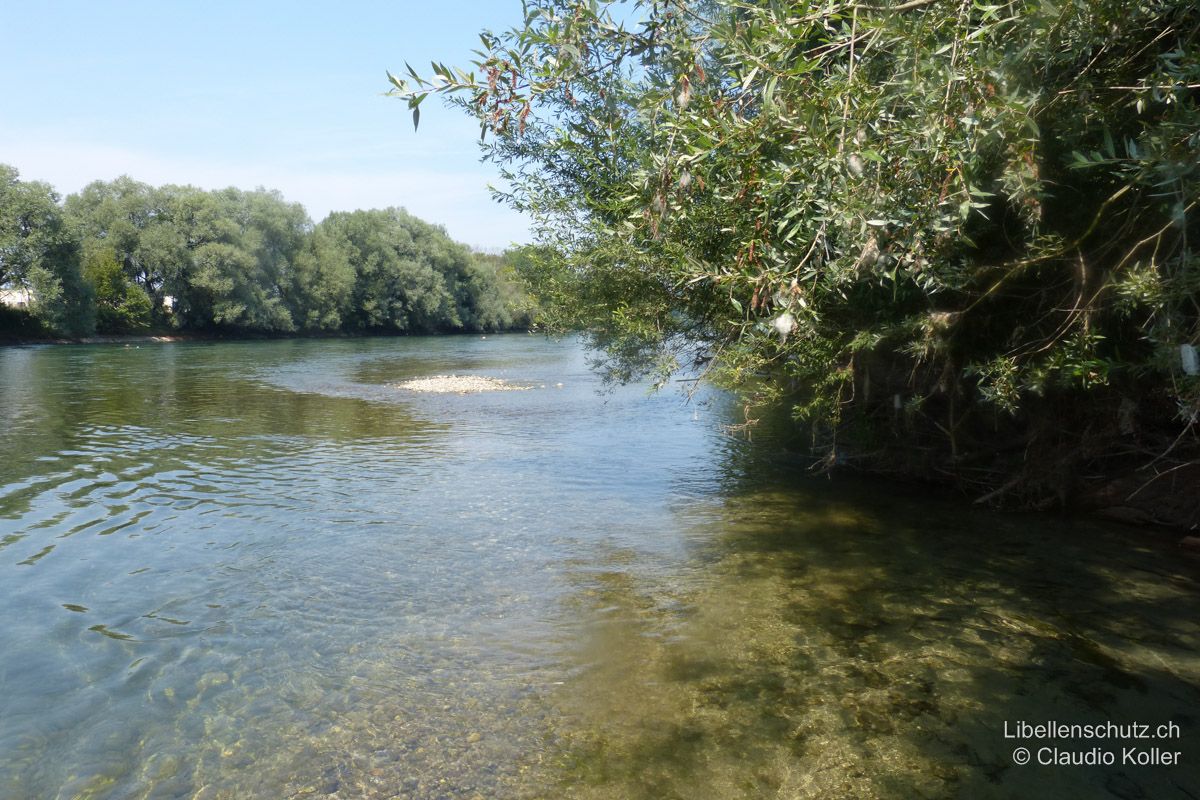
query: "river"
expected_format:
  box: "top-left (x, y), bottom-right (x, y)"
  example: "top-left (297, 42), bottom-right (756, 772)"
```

top-left (1, 335), bottom-right (1197, 799)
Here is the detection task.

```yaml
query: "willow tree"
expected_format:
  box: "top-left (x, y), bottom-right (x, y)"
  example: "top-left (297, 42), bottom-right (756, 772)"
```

top-left (392, 0), bottom-right (1199, 511)
top-left (0, 164), bottom-right (93, 336)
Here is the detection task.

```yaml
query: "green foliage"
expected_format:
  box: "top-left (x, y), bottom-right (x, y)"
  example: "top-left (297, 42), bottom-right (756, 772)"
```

top-left (82, 248), bottom-right (152, 333)
top-left (65, 177), bottom-right (174, 311)
top-left (290, 225), bottom-right (356, 330)
top-left (317, 208), bottom-right (531, 333)
top-left (469, 248), bottom-right (538, 330)
top-left (0, 166), bottom-right (533, 339)
top-left (321, 209), bottom-right (455, 332)
top-left (187, 242), bottom-right (291, 331)
top-left (393, 0), bottom-right (1200, 445)
top-left (0, 165), bottom-right (93, 336)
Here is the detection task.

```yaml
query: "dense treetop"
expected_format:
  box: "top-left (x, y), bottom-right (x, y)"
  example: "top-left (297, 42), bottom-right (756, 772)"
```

top-left (0, 168), bottom-right (532, 337)
top-left (0, 165), bottom-right (93, 336)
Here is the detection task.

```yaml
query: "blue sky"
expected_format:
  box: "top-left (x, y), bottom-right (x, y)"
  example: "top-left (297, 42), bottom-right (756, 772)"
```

top-left (0, 1), bottom-right (533, 250)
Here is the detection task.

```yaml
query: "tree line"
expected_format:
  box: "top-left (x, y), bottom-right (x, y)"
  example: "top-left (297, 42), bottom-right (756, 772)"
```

top-left (393, 0), bottom-right (1198, 518)
top-left (0, 164), bottom-right (532, 337)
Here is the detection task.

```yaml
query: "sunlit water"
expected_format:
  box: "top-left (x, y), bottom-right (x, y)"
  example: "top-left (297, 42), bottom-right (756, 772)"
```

top-left (1, 335), bottom-right (1197, 799)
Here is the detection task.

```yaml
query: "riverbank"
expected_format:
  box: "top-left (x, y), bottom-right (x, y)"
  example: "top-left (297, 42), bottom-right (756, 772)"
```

top-left (4, 334), bottom-right (196, 346)
top-left (755, 400), bottom-right (1200, 535)
top-left (0, 330), bottom-right (192, 347)
top-left (847, 446), bottom-right (1200, 534)
top-left (0, 328), bottom-right (533, 347)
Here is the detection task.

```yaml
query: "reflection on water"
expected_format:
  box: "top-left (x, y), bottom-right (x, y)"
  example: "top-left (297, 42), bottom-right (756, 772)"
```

top-left (0, 336), bottom-right (1197, 799)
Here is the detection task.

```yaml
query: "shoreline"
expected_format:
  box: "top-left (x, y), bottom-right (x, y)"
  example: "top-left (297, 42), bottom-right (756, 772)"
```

top-left (782, 444), bottom-right (1200, 536)
top-left (0, 329), bottom-right (535, 347)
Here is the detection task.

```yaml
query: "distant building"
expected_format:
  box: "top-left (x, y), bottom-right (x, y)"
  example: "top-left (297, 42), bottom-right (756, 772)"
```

top-left (0, 287), bottom-right (32, 309)
top-left (161, 295), bottom-right (176, 311)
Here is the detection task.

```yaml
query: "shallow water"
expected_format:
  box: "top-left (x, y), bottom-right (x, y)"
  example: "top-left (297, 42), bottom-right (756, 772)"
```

top-left (0, 335), bottom-right (1197, 799)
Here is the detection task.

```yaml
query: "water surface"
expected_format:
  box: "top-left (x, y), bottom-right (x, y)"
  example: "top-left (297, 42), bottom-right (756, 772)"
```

top-left (1, 335), bottom-right (1197, 799)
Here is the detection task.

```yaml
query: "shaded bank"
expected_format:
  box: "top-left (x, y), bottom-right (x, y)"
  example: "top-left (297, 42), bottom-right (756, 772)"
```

top-left (744, 396), bottom-right (1200, 533)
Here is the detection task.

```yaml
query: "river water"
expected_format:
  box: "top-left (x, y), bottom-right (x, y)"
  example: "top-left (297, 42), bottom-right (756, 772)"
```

top-left (0, 335), bottom-right (1197, 799)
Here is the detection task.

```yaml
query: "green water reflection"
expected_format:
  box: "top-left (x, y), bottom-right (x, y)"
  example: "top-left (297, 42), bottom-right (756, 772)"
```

top-left (0, 336), bottom-right (1197, 799)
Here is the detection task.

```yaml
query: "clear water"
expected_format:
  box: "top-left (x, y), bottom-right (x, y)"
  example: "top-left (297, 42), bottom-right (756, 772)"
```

top-left (0, 335), bottom-right (1197, 799)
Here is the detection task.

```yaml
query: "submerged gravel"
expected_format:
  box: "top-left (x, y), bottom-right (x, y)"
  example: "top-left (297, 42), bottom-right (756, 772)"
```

top-left (395, 375), bottom-right (533, 393)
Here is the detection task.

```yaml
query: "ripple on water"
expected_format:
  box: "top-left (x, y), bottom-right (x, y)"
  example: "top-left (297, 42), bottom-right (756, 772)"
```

top-left (0, 337), bottom-right (1198, 799)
